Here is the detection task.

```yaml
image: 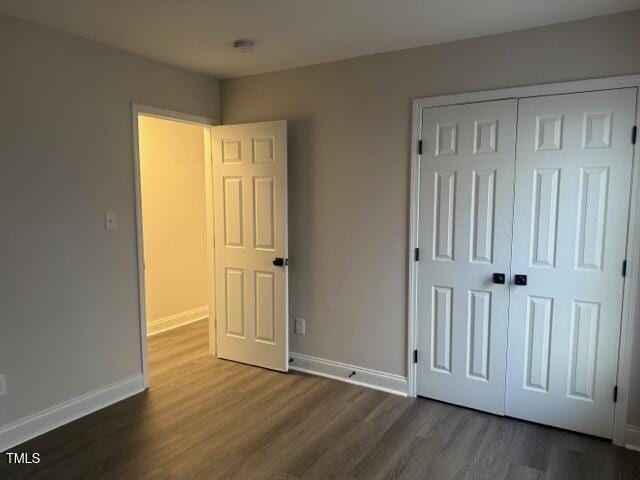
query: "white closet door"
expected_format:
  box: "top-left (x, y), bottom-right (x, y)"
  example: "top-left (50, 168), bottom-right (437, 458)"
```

top-left (417, 100), bottom-right (517, 414)
top-left (212, 121), bottom-right (288, 371)
top-left (506, 88), bottom-right (637, 438)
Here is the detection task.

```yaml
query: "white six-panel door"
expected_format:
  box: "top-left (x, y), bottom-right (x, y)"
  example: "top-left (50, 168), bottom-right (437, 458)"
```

top-left (506, 88), bottom-right (636, 437)
top-left (416, 100), bottom-right (517, 415)
top-left (212, 121), bottom-right (288, 371)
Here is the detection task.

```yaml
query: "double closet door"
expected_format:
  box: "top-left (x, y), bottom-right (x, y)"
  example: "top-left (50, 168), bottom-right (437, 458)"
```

top-left (416, 88), bottom-right (637, 438)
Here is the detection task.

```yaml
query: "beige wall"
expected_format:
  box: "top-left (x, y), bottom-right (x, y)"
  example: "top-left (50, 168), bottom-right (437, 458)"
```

top-left (139, 116), bottom-right (208, 326)
top-left (222, 10), bottom-right (640, 423)
top-left (0, 14), bottom-right (219, 429)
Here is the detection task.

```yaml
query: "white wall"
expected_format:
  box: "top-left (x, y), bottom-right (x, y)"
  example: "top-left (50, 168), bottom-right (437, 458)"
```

top-left (221, 10), bottom-right (640, 422)
top-left (0, 14), bottom-right (220, 429)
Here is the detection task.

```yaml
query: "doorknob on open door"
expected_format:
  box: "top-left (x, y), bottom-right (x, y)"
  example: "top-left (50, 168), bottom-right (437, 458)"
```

top-left (514, 274), bottom-right (528, 286)
top-left (273, 257), bottom-right (287, 267)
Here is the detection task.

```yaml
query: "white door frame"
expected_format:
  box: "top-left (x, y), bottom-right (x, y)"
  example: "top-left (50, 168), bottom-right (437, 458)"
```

top-left (407, 74), bottom-right (640, 446)
top-left (131, 103), bottom-right (219, 389)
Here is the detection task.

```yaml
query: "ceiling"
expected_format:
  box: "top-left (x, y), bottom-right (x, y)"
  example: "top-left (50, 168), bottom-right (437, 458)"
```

top-left (1, 0), bottom-right (638, 78)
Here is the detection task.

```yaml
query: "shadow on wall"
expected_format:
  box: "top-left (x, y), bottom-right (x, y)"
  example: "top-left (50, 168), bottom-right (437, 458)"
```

top-left (287, 117), bottom-right (316, 345)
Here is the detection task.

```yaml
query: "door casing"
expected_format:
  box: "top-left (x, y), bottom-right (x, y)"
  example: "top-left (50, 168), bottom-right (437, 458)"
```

top-left (408, 74), bottom-right (640, 446)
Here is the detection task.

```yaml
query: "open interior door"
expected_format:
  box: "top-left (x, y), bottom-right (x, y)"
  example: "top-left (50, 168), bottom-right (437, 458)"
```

top-left (212, 121), bottom-right (288, 371)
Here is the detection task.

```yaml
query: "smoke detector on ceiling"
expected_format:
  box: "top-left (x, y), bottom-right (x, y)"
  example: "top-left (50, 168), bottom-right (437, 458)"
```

top-left (234, 39), bottom-right (255, 53)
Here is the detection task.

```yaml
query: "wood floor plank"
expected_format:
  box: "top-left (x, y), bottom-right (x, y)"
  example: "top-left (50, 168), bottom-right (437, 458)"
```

top-left (1, 319), bottom-right (638, 480)
top-left (545, 445), bottom-right (586, 480)
top-left (503, 463), bottom-right (545, 480)
top-left (462, 417), bottom-right (515, 480)
top-left (348, 399), bottom-right (463, 480)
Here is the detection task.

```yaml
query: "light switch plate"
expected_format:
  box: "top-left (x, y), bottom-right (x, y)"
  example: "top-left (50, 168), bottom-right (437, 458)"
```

top-left (0, 375), bottom-right (6, 397)
top-left (294, 318), bottom-right (306, 335)
top-left (105, 211), bottom-right (118, 231)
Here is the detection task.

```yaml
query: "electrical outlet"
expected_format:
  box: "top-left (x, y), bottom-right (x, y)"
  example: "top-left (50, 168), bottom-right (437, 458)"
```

top-left (0, 375), bottom-right (6, 397)
top-left (294, 317), bottom-right (306, 335)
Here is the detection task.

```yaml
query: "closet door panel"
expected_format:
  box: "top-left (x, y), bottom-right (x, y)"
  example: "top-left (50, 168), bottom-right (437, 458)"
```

top-left (506, 88), bottom-right (636, 438)
top-left (416, 99), bottom-right (517, 414)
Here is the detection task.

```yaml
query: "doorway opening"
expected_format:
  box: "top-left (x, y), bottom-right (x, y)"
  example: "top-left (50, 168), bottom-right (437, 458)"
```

top-left (132, 104), bottom-right (290, 388)
top-left (133, 105), bottom-right (216, 387)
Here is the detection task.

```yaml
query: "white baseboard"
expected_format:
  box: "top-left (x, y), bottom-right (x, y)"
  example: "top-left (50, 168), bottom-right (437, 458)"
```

top-left (289, 352), bottom-right (408, 397)
top-left (147, 305), bottom-right (208, 336)
top-left (626, 424), bottom-right (640, 451)
top-left (0, 374), bottom-right (144, 453)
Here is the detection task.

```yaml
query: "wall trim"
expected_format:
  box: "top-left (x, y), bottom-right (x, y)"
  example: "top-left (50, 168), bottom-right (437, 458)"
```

top-left (289, 352), bottom-right (408, 397)
top-left (626, 424), bottom-right (640, 451)
top-left (146, 305), bottom-right (209, 336)
top-left (412, 74), bottom-right (640, 109)
top-left (204, 129), bottom-right (217, 357)
top-left (408, 73), bottom-right (640, 446)
top-left (0, 374), bottom-right (144, 453)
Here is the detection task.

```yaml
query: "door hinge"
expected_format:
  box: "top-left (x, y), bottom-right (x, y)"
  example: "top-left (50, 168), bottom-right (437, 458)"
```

top-left (413, 349), bottom-right (418, 363)
top-left (614, 385), bottom-right (618, 402)
top-left (417, 140), bottom-right (423, 155)
top-left (622, 260), bottom-right (627, 277)
top-left (414, 248), bottom-right (420, 262)
top-left (632, 126), bottom-right (637, 145)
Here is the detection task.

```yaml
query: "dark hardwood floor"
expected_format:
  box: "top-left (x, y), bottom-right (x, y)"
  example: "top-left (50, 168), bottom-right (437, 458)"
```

top-left (2, 319), bottom-right (639, 479)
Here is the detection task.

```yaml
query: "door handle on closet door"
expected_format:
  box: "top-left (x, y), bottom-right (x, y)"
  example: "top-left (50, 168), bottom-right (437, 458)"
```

top-left (492, 273), bottom-right (506, 284)
top-left (514, 274), bottom-right (528, 286)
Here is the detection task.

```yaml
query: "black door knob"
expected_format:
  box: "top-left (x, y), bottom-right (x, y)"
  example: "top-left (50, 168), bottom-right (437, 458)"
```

top-left (514, 274), bottom-right (528, 286)
top-left (492, 273), bottom-right (506, 284)
top-left (273, 257), bottom-right (286, 266)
